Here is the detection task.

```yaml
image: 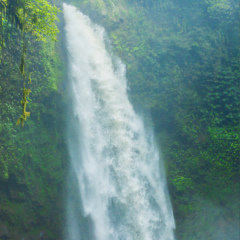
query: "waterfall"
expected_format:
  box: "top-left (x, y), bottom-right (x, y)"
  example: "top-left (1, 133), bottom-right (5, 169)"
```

top-left (64, 4), bottom-right (175, 240)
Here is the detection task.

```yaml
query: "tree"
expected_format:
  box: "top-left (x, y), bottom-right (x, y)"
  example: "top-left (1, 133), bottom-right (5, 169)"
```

top-left (0, 0), bottom-right (59, 41)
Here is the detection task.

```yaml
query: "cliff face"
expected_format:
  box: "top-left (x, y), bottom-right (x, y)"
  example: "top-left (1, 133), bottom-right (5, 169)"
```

top-left (62, 1), bottom-right (239, 239)
top-left (0, 0), bottom-right (239, 239)
top-left (0, 19), bottom-right (68, 238)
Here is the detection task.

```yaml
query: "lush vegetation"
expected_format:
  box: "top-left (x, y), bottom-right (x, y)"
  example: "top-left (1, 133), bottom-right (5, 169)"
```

top-left (0, 0), bottom-right (60, 126)
top-left (69, 0), bottom-right (239, 239)
top-left (0, 0), bottom-right (239, 239)
top-left (0, 0), bottom-right (67, 239)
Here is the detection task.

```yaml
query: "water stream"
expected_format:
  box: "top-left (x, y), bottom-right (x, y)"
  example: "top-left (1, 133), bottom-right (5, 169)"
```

top-left (64, 4), bottom-right (175, 240)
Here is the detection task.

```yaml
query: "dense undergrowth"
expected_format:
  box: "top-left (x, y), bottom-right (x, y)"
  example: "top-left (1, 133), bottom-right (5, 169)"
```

top-left (0, 0), bottom-right (239, 239)
top-left (67, 0), bottom-right (239, 239)
top-left (0, 3), bottom-right (67, 238)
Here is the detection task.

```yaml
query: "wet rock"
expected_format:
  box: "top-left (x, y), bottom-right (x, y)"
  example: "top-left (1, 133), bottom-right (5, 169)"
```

top-left (0, 224), bottom-right (10, 238)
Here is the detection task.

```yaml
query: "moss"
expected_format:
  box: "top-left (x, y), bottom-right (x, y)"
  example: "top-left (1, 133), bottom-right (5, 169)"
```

top-left (0, 14), bottom-right (67, 238)
top-left (16, 87), bottom-right (31, 126)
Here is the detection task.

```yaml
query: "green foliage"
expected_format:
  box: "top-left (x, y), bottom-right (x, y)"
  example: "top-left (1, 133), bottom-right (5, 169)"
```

top-left (74, 0), bottom-right (239, 239)
top-left (0, 0), bottom-right (239, 238)
top-left (0, 0), bottom-right (61, 124)
top-left (0, 13), bottom-right (66, 237)
top-left (0, 0), bottom-right (60, 41)
top-left (24, 0), bottom-right (60, 41)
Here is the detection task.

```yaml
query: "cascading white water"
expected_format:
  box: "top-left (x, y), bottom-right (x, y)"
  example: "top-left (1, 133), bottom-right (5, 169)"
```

top-left (64, 4), bottom-right (175, 240)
